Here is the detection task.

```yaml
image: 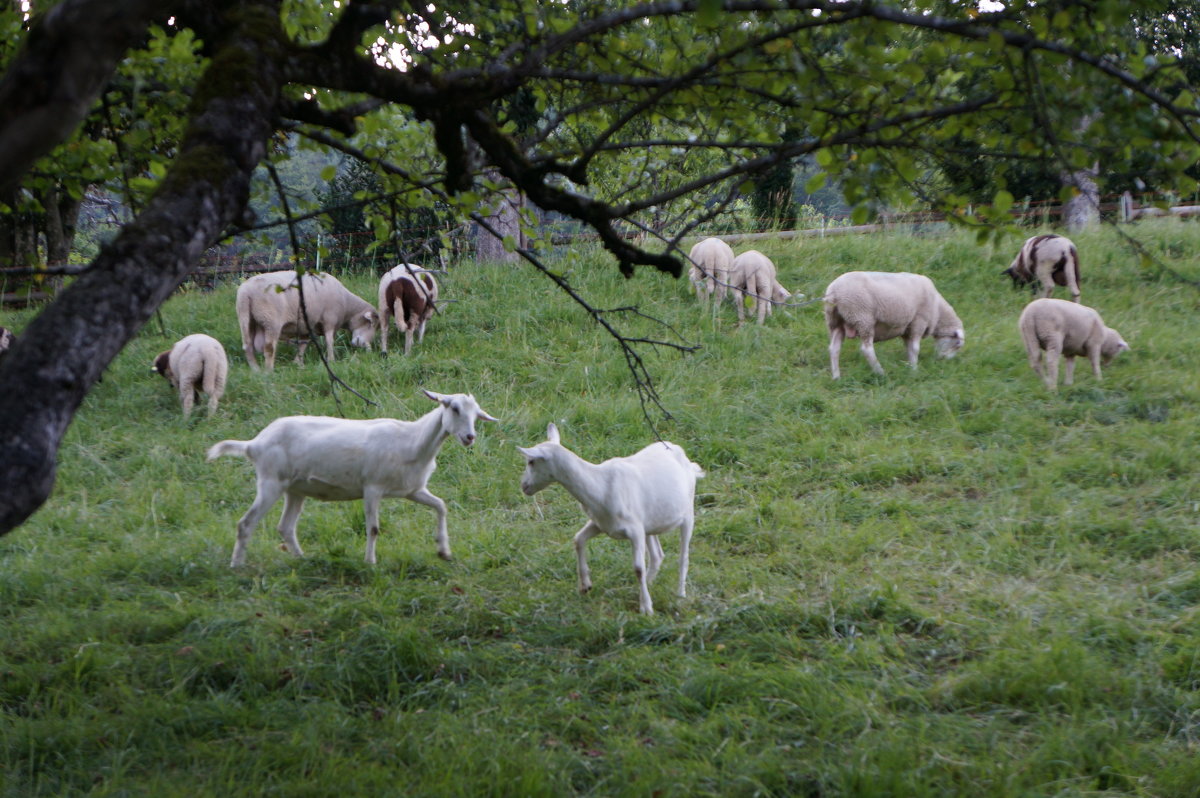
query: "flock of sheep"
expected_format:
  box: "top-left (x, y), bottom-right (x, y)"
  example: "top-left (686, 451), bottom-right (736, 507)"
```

top-left (687, 232), bottom-right (1128, 390)
top-left (0, 231), bottom-right (1132, 615)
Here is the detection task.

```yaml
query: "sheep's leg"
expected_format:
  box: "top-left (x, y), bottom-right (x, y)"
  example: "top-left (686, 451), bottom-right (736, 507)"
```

top-left (1087, 344), bottom-right (1103, 381)
top-left (677, 515), bottom-right (693, 598)
top-left (828, 327), bottom-right (845, 380)
top-left (363, 486), bottom-right (384, 565)
top-left (417, 319), bottom-right (427, 343)
top-left (1044, 346), bottom-right (1062, 390)
top-left (242, 340), bottom-right (259, 371)
top-left (291, 338), bottom-right (305, 366)
top-left (231, 479), bottom-right (286, 567)
top-left (404, 327), bottom-right (415, 356)
top-left (323, 328), bottom-right (337, 363)
top-left (1063, 355), bottom-right (1077, 386)
top-left (646, 535), bottom-right (664, 584)
top-left (629, 529), bottom-right (654, 615)
top-left (179, 380), bottom-right (195, 418)
top-left (905, 335), bottom-right (921, 370)
top-left (860, 336), bottom-right (885, 375)
top-left (263, 338), bottom-right (278, 372)
top-left (408, 487), bottom-right (451, 560)
top-left (573, 521), bottom-right (601, 594)
top-left (277, 492), bottom-right (306, 558)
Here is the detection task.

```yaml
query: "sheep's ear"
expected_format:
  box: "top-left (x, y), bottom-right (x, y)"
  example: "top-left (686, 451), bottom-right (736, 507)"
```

top-left (546, 423), bottom-right (560, 443)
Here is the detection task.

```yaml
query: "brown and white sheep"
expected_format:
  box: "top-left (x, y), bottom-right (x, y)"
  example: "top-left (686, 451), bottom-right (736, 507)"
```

top-left (153, 333), bottom-right (229, 418)
top-left (823, 271), bottom-right (965, 379)
top-left (1018, 298), bottom-right (1128, 390)
top-left (236, 270), bottom-right (378, 371)
top-left (1004, 234), bottom-right (1081, 302)
top-left (686, 237), bottom-right (736, 305)
top-left (377, 264), bottom-right (439, 356)
top-left (730, 250), bottom-right (791, 325)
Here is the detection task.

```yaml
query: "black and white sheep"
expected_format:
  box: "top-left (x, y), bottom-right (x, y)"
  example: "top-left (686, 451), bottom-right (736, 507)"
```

top-left (1004, 234), bottom-right (1081, 302)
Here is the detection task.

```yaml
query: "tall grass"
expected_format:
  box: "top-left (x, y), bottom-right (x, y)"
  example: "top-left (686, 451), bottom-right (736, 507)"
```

top-left (2, 220), bottom-right (1199, 796)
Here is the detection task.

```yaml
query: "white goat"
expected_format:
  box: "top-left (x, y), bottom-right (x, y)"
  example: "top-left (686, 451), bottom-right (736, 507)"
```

top-left (518, 423), bottom-right (704, 615)
top-left (208, 390), bottom-right (498, 567)
top-left (377, 264), bottom-right (439, 356)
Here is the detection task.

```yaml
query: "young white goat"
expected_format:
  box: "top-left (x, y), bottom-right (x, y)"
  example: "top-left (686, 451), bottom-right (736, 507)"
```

top-left (518, 423), bottom-right (704, 615)
top-left (208, 390), bottom-right (498, 567)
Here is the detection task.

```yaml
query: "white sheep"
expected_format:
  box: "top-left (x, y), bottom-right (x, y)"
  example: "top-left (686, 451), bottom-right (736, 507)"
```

top-left (152, 333), bottom-right (228, 418)
top-left (824, 271), bottom-right (965, 379)
top-left (236, 270), bottom-right (378, 372)
top-left (207, 389), bottom-right (498, 567)
top-left (1018, 298), bottom-right (1129, 390)
top-left (517, 423), bottom-right (704, 615)
top-left (0, 326), bottom-right (13, 356)
top-left (377, 264), bottom-right (439, 356)
top-left (686, 237), bottom-right (736, 305)
top-left (730, 249), bottom-right (791, 325)
top-left (1004, 234), bottom-right (1081, 302)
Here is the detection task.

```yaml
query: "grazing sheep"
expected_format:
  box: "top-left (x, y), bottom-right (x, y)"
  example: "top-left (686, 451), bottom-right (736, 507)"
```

top-left (518, 423), bottom-right (704, 616)
top-left (0, 326), bottom-right (12, 356)
top-left (824, 271), bottom-right (965, 379)
top-left (686, 237), bottom-right (736, 305)
top-left (152, 333), bottom-right (228, 418)
top-left (730, 249), bottom-right (791, 325)
top-left (1004, 234), bottom-right (1081, 302)
top-left (377, 264), bottom-right (439, 355)
top-left (207, 389), bottom-right (499, 567)
top-left (236, 270), bottom-right (378, 372)
top-left (1018, 298), bottom-right (1129, 390)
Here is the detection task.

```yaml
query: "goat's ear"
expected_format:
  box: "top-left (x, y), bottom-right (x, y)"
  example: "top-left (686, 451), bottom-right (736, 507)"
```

top-left (546, 423), bottom-right (560, 443)
top-left (516, 446), bottom-right (538, 460)
top-left (423, 388), bottom-right (445, 403)
top-left (478, 409), bottom-right (499, 423)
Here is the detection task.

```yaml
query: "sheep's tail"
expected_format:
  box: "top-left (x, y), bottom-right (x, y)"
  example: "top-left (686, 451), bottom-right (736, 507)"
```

top-left (206, 440), bottom-right (251, 462)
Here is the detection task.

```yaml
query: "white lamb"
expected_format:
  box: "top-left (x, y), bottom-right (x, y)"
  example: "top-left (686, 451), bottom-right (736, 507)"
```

top-left (1018, 298), bottom-right (1129, 390)
top-left (1004, 234), bottom-right (1081, 302)
top-left (730, 249), bottom-right (791, 325)
top-left (823, 271), bottom-right (965, 379)
top-left (152, 333), bottom-right (228, 418)
top-left (377, 264), bottom-right (439, 356)
top-left (236, 270), bottom-right (378, 371)
top-left (207, 389), bottom-right (498, 567)
top-left (686, 237), bottom-right (736, 305)
top-left (517, 423), bottom-right (704, 616)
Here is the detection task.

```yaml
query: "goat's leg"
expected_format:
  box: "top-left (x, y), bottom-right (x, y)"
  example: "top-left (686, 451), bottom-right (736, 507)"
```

top-left (231, 479), bottom-right (285, 566)
top-left (677, 515), bottom-right (693, 598)
top-left (408, 487), bottom-right (451, 560)
top-left (362, 486), bottom-right (384, 564)
top-left (628, 529), bottom-right (654, 615)
top-left (573, 521), bottom-right (601, 594)
top-left (646, 535), bottom-right (664, 584)
top-left (277, 491), bottom-right (306, 558)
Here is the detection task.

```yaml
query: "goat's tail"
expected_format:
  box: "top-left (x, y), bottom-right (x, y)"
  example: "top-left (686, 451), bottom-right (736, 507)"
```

top-left (690, 461), bottom-right (706, 480)
top-left (206, 439), bottom-right (251, 462)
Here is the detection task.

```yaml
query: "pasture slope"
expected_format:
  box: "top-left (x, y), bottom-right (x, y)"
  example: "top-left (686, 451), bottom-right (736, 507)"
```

top-left (1, 221), bottom-right (1199, 796)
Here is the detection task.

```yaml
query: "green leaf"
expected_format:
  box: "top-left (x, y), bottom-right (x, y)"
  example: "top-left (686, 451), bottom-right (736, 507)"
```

top-left (320, 165), bottom-right (337, 182)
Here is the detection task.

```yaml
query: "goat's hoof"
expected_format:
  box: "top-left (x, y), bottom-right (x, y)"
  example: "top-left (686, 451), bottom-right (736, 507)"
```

top-left (579, 585), bottom-right (592, 595)
top-left (438, 551), bottom-right (452, 561)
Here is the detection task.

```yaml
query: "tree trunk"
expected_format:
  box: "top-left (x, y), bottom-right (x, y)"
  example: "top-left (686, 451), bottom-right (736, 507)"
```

top-left (0, 1), bottom-right (283, 534)
top-left (475, 172), bottom-right (523, 263)
top-left (1061, 162), bottom-right (1100, 232)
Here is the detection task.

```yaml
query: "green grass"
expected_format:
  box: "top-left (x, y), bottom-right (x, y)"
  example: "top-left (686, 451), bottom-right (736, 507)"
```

top-left (2, 220), bottom-right (1199, 796)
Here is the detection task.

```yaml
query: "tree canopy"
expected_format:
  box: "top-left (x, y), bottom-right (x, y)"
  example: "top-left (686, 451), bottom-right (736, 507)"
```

top-left (0, 0), bottom-right (1197, 534)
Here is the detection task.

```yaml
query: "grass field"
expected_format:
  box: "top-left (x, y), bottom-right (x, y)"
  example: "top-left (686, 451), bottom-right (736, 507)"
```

top-left (2, 220), bottom-right (1199, 796)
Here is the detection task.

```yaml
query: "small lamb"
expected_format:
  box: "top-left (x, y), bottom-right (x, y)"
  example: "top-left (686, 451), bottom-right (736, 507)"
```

top-left (208, 390), bottom-right (498, 566)
top-left (730, 249), bottom-right (791, 325)
top-left (1004, 234), bottom-right (1081, 302)
top-left (1018, 298), bottom-right (1129, 390)
top-left (518, 423), bottom-right (704, 615)
top-left (378, 264), bottom-right (439, 356)
top-left (686, 237), bottom-right (736, 305)
top-left (152, 333), bottom-right (229, 418)
top-left (824, 271), bottom-right (965, 379)
top-left (0, 326), bottom-right (13, 356)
